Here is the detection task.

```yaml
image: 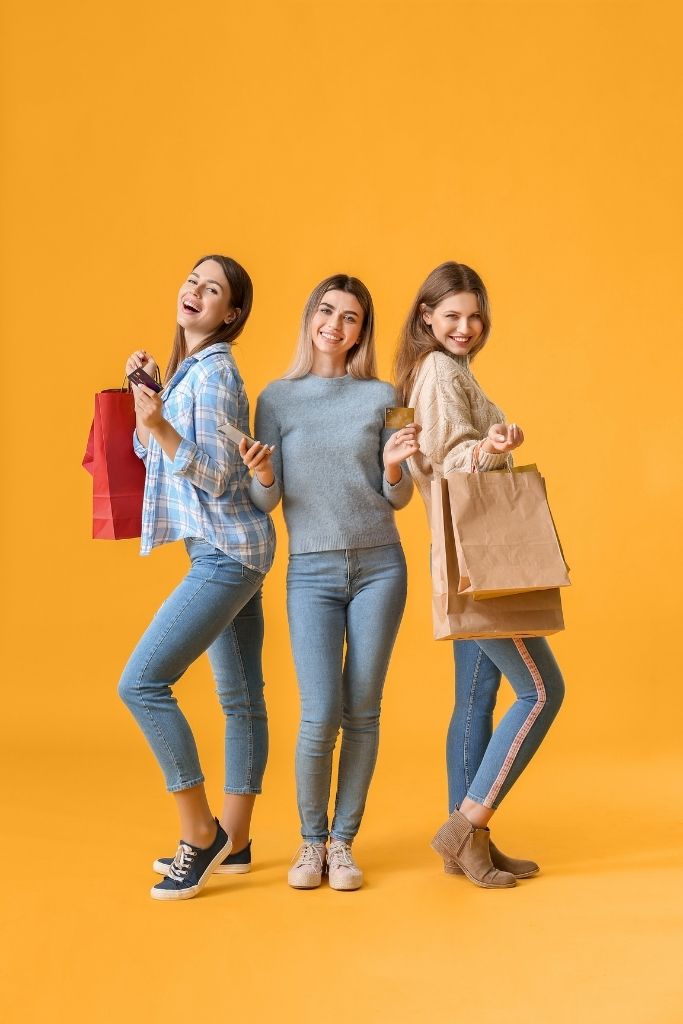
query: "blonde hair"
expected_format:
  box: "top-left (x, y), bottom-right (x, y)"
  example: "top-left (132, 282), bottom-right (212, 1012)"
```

top-left (393, 262), bottom-right (491, 404)
top-left (283, 274), bottom-right (377, 380)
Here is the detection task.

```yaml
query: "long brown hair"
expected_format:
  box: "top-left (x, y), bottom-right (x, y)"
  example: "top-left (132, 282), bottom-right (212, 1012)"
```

top-left (283, 274), bottom-right (377, 380)
top-left (393, 262), bottom-right (491, 404)
top-left (164, 254), bottom-right (254, 382)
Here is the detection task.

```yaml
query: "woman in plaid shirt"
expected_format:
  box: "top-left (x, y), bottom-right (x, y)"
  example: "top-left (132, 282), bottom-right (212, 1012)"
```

top-left (118, 255), bottom-right (275, 901)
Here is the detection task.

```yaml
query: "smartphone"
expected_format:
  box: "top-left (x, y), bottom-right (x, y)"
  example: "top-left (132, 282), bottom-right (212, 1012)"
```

top-left (385, 407), bottom-right (415, 429)
top-left (218, 421), bottom-right (259, 448)
top-left (127, 367), bottom-right (163, 393)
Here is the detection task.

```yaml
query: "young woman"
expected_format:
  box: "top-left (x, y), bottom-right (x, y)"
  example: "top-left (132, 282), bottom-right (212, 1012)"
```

top-left (241, 274), bottom-right (418, 890)
top-left (395, 261), bottom-right (565, 889)
top-left (118, 254), bottom-right (275, 901)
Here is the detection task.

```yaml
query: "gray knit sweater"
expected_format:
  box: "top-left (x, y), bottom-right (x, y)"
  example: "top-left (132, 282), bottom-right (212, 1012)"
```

top-left (249, 374), bottom-right (413, 554)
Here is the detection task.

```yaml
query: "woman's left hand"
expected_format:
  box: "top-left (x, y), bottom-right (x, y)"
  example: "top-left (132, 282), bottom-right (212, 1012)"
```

top-left (133, 383), bottom-right (165, 430)
top-left (383, 423), bottom-right (421, 470)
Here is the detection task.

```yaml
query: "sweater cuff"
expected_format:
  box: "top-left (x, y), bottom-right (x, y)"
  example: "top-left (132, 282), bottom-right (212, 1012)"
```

top-left (475, 447), bottom-right (509, 472)
top-left (383, 465), bottom-right (413, 509)
top-left (249, 474), bottom-right (281, 513)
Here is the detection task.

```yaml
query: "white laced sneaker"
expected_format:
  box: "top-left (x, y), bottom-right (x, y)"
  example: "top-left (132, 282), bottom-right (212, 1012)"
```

top-left (287, 843), bottom-right (327, 889)
top-left (327, 840), bottom-right (363, 891)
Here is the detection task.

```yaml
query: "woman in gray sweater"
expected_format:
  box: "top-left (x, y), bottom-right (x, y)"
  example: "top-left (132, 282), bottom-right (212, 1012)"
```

top-left (242, 274), bottom-right (418, 890)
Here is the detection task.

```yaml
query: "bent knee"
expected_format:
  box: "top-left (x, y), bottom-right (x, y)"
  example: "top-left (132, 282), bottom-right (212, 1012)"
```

top-left (537, 668), bottom-right (565, 717)
top-left (117, 672), bottom-right (137, 708)
top-left (547, 671), bottom-right (566, 712)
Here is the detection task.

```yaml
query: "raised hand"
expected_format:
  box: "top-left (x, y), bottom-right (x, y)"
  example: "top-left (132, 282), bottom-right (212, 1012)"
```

top-left (239, 438), bottom-right (276, 487)
top-left (132, 383), bottom-right (165, 430)
top-left (125, 349), bottom-right (159, 380)
top-left (483, 422), bottom-right (525, 454)
top-left (383, 423), bottom-right (422, 471)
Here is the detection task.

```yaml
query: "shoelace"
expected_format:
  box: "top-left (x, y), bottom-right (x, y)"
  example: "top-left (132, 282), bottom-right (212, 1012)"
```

top-left (168, 842), bottom-right (197, 882)
top-left (328, 842), bottom-right (356, 871)
top-left (292, 843), bottom-right (324, 869)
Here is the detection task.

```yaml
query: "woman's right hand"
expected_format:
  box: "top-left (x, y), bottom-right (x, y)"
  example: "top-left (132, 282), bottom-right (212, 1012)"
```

top-left (239, 438), bottom-right (276, 487)
top-left (482, 422), bottom-right (525, 454)
top-left (125, 349), bottom-right (159, 379)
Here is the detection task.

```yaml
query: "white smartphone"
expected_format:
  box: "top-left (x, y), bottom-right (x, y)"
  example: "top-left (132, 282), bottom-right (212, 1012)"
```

top-left (218, 422), bottom-right (258, 448)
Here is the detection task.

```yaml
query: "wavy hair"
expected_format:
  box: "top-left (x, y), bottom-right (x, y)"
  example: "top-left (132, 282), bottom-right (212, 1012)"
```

top-left (393, 262), bottom-right (491, 404)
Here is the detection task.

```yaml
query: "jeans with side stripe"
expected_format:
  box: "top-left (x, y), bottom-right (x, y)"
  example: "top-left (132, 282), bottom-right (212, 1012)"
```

top-left (447, 637), bottom-right (565, 811)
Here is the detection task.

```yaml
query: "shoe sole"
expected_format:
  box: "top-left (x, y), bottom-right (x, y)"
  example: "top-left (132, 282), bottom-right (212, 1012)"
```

top-left (153, 859), bottom-right (250, 877)
top-left (431, 835), bottom-right (517, 890)
top-left (150, 836), bottom-right (233, 901)
top-left (444, 861), bottom-right (539, 880)
top-left (287, 877), bottom-right (323, 889)
top-left (328, 877), bottom-right (363, 891)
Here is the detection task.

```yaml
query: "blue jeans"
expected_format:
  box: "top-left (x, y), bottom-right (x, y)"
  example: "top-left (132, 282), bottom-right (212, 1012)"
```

top-left (118, 539), bottom-right (268, 793)
top-left (447, 638), bottom-right (565, 811)
top-left (287, 544), bottom-right (408, 844)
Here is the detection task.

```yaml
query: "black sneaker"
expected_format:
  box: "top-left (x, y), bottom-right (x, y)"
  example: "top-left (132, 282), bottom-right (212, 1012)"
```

top-left (153, 840), bottom-right (252, 877)
top-left (150, 819), bottom-right (232, 901)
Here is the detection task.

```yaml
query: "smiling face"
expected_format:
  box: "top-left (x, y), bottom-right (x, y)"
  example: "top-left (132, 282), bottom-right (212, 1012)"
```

top-left (177, 259), bottom-right (236, 340)
top-left (422, 291), bottom-right (484, 357)
top-left (310, 289), bottom-right (364, 358)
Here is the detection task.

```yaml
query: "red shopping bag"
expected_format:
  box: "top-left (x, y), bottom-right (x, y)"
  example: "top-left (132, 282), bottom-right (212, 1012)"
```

top-left (82, 387), bottom-right (146, 539)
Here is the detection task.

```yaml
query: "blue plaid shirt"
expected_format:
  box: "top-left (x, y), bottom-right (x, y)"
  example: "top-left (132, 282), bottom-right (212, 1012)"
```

top-left (133, 342), bottom-right (275, 573)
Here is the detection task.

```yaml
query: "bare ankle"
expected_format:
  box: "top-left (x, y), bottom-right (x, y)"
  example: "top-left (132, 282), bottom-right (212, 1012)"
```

top-left (459, 799), bottom-right (494, 830)
top-left (225, 830), bottom-right (249, 853)
top-left (185, 820), bottom-right (218, 849)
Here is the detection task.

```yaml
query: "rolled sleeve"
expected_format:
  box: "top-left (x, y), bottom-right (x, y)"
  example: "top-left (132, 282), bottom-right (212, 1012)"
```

top-left (171, 369), bottom-right (240, 497)
top-left (133, 429), bottom-right (147, 462)
top-left (171, 437), bottom-right (199, 474)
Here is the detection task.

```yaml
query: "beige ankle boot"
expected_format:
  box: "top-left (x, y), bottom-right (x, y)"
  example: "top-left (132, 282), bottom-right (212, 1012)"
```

top-left (431, 808), bottom-right (516, 889)
top-left (444, 841), bottom-right (539, 879)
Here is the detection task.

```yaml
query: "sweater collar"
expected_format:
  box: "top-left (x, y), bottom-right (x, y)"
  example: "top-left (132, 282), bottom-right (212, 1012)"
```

top-left (307, 372), bottom-right (351, 383)
top-left (447, 352), bottom-right (473, 376)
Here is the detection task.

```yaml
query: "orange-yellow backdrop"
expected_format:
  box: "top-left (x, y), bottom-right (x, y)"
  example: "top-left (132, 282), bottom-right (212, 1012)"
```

top-left (2, 2), bottom-right (682, 1022)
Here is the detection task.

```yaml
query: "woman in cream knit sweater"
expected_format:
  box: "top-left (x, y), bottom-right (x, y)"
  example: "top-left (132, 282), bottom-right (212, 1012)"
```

top-left (395, 261), bottom-right (565, 890)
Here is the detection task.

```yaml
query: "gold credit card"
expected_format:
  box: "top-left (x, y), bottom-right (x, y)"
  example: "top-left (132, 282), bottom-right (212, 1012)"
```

top-left (385, 407), bottom-right (415, 429)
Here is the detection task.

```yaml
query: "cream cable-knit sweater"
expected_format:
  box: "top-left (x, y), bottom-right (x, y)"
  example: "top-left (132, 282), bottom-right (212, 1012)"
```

top-left (407, 350), bottom-right (510, 520)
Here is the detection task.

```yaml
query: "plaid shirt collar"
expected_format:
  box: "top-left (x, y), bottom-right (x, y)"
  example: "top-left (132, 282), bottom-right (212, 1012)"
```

top-left (189, 341), bottom-right (231, 361)
top-left (164, 342), bottom-right (232, 397)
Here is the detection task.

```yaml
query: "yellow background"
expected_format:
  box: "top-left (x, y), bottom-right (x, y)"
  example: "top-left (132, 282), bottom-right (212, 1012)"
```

top-left (2, 1), bottom-right (682, 1021)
